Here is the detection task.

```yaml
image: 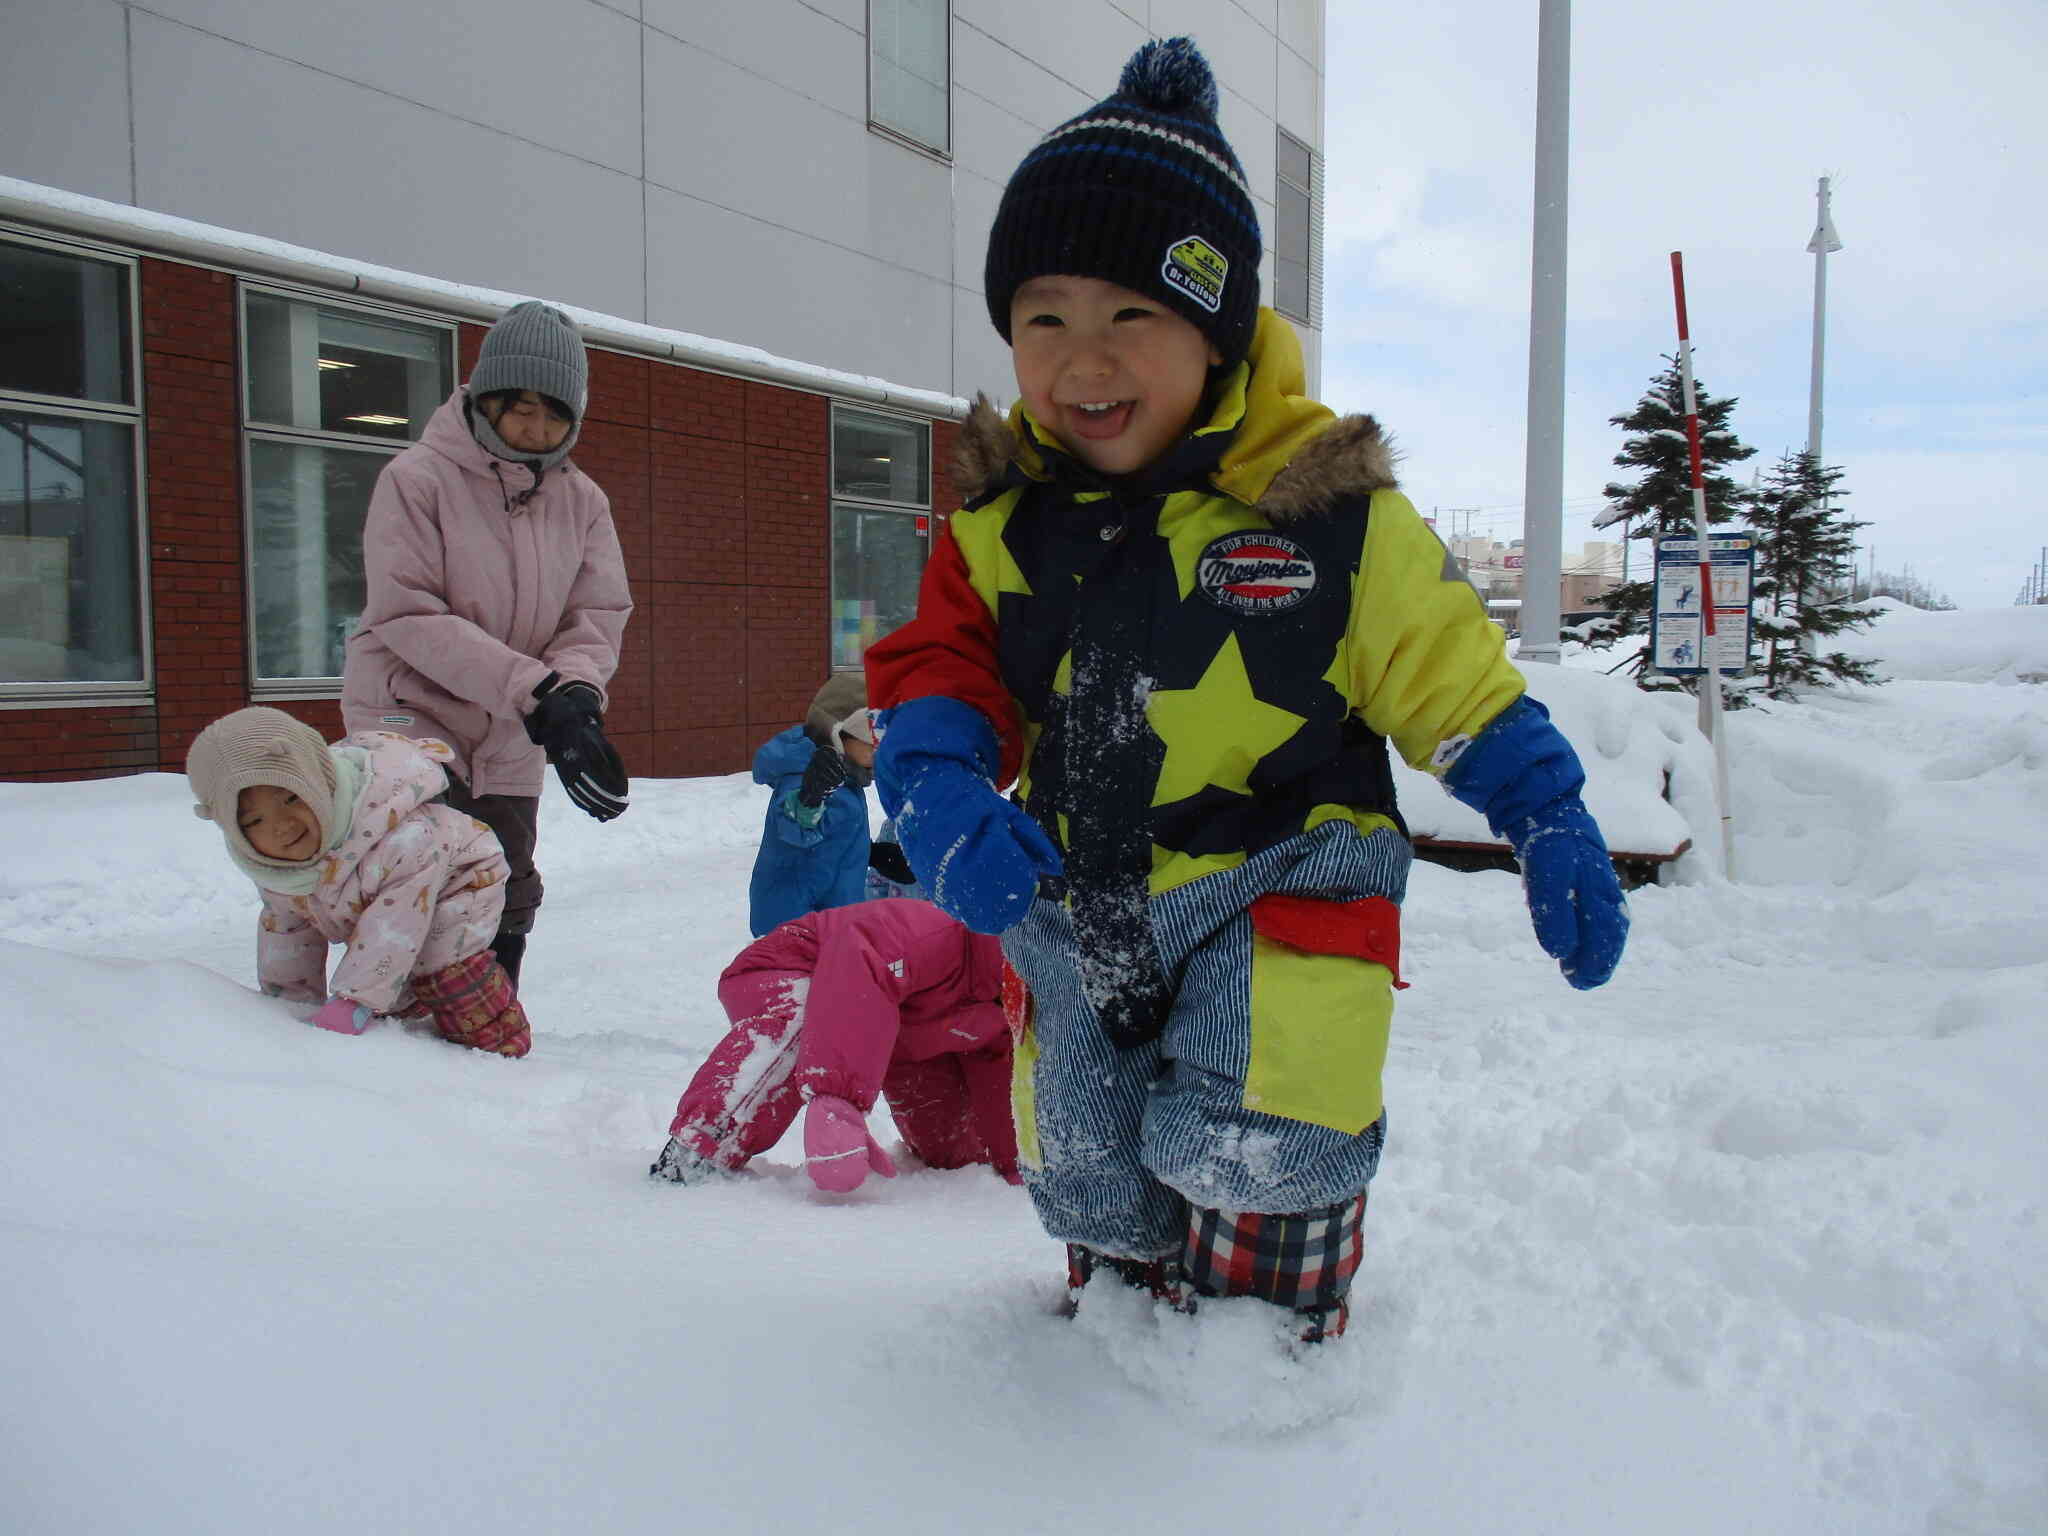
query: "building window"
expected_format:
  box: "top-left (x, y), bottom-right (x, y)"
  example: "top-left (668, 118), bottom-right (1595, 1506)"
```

top-left (869, 0), bottom-right (950, 156)
top-left (0, 233), bottom-right (145, 698)
top-left (1275, 128), bottom-right (1321, 328)
top-left (240, 286), bottom-right (453, 690)
top-left (830, 405), bottom-right (930, 670)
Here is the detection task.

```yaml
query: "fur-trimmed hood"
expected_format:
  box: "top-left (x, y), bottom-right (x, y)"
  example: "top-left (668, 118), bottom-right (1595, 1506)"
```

top-left (950, 308), bottom-right (1398, 523)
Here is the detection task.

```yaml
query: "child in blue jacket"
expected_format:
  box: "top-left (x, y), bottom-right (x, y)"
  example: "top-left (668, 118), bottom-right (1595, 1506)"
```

top-left (748, 673), bottom-right (875, 938)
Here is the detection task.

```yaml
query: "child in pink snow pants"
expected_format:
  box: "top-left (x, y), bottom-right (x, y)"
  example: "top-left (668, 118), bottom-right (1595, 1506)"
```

top-left (651, 899), bottom-right (1020, 1193)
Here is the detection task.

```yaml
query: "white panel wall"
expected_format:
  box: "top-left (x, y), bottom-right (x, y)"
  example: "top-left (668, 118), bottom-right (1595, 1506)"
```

top-left (645, 32), bottom-right (873, 248)
top-left (131, 0), bottom-right (644, 174)
top-left (0, 0), bottom-right (1323, 401)
top-left (645, 184), bottom-right (953, 390)
top-left (127, 12), bottom-right (646, 320)
top-left (644, 0), bottom-right (866, 119)
top-left (0, 0), bottom-right (135, 204)
top-left (1277, 41), bottom-right (1321, 147)
top-left (951, 0), bottom-right (1147, 107)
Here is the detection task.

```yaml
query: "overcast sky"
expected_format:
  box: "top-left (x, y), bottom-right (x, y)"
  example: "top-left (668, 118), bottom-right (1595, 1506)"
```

top-left (1311, 0), bottom-right (2046, 610)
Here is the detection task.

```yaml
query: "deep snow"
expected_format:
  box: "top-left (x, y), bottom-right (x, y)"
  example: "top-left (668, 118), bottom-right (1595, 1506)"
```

top-left (3, 603), bottom-right (2045, 1535)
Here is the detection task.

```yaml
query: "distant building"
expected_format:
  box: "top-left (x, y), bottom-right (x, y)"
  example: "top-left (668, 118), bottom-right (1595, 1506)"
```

top-left (1450, 535), bottom-right (1620, 620)
top-left (1, 1), bottom-right (1328, 780)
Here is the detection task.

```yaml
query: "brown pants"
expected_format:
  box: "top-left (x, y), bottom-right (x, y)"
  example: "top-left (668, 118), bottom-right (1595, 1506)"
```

top-left (443, 785), bottom-right (542, 938)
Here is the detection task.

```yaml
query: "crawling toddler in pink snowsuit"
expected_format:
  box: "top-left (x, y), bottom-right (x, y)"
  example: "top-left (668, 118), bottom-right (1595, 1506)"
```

top-left (186, 706), bottom-right (531, 1056)
top-left (651, 898), bottom-right (1019, 1192)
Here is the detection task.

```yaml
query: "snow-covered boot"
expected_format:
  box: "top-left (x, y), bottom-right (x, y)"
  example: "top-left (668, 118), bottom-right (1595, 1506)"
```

top-left (648, 1134), bottom-right (727, 1186)
top-left (1182, 1192), bottom-right (1367, 1344)
top-left (1060, 1243), bottom-right (1191, 1316)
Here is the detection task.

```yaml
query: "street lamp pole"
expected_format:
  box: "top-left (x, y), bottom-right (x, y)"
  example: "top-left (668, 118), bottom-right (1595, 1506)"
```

top-left (1516, 0), bottom-right (1569, 666)
top-left (1801, 176), bottom-right (1843, 650)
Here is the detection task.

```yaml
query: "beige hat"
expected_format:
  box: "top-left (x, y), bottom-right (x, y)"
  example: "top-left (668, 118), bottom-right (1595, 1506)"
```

top-left (805, 673), bottom-right (867, 747)
top-left (186, 707), bottom-right (341, 870)
top-left (831, 707), bottom-right (875, 754)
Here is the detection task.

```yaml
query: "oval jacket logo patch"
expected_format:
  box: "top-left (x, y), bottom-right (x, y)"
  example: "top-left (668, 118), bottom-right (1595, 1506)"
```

top-left (1196, 532), bottom-right (1318, 615)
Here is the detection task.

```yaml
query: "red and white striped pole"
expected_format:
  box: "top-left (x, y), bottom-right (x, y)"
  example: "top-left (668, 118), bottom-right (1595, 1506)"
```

top-left (1669, 251), bottom-right (1735, 875)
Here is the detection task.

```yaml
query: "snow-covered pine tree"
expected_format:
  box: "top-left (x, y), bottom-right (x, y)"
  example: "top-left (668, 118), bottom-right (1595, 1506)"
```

top-left (1749, 450), bottom-right (1882, 698)
top-left (1586, 358), bottom-right (1756, 686)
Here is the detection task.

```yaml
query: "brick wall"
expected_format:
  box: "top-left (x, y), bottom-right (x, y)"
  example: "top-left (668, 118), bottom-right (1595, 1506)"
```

top-left (6, 257), bottom-right (944, 784)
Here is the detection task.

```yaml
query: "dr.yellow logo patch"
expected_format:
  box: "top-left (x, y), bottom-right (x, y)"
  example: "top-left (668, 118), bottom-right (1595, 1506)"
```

top-left (1162, 235), bottom-right (1227, 314)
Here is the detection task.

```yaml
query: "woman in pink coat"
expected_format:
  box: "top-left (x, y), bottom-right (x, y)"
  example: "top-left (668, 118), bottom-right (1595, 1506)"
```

top-left (342, 300), bottom-right (633, 990)
top-left (651, 899), bottom-right (1021, 1192)
top-left (187, 707), bottom-right (531, 1055)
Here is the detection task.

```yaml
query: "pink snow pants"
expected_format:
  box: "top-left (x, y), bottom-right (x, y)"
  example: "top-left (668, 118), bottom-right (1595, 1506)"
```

top-left (666, 968), bottom-right (1004, 1174)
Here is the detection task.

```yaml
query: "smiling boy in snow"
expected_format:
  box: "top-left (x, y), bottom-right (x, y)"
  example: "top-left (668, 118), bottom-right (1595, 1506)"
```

top-left (866, 37), bottom-right (1629, 1341)
top-left (186, 706), bottom-right (531, 1056)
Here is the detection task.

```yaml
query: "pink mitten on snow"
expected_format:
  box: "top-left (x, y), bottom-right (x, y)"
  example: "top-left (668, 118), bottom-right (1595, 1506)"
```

top-left (803, 1095), bottom-right (897, 1193)
top-left (307, 996), bottom-right (375, 1035)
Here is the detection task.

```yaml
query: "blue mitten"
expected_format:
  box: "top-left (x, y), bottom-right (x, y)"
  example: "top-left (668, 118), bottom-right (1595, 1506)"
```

top-left (874, 696), bottom-right (1063, 934)
top-left (1443, 697), bottom-right (1629, 990)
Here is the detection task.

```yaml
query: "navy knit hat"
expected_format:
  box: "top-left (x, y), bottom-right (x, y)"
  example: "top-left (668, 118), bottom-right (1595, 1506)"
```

top-left (984, 37), bottom-right (1262, 365)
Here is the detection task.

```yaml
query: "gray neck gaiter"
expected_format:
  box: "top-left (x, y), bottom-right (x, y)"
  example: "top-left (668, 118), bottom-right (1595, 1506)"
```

top-left (468, 395), bottom-right (581, 477)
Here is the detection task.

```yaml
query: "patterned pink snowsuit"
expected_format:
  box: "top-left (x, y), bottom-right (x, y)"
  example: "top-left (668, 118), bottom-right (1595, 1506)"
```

top-left (257, 732), bottom-right (509, 1018)
top-left (668, 899), bottom-right (1019, 1180)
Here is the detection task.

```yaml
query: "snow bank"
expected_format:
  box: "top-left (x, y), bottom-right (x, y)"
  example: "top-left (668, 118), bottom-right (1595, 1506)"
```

top-left (1837, 599), bottom-right (2048, 685)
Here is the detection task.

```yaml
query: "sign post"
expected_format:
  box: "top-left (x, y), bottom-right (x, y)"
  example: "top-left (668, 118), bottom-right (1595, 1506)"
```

top-left (1669, 252), bottom-right (1736, 877)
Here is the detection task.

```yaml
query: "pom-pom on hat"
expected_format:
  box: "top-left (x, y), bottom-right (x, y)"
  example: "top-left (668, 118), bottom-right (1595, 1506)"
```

top-left (983, 36), bottom-right (1262, 365)
top-left (186, 707), bottom-right (341, 871)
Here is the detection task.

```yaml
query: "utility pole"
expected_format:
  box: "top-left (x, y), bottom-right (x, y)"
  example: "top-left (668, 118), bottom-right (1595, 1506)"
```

top-left (1801, 176), bottom-right (1844, 652)
top-left (1517, 0), bottom-right (1570, 667)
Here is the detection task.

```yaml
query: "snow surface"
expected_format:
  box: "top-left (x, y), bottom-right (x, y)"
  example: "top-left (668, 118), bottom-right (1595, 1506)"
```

top-left (3, 604), bottom-right (2045, 1535)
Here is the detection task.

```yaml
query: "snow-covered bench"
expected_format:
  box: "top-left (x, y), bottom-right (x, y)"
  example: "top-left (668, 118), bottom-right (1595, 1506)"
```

top-left (1394, 662), bottom-right (1712, 888)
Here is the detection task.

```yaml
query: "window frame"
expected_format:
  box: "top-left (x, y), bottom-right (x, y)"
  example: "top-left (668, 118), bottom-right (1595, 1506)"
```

top-left (828, 401), bottom-right (933, 672)
top-left (866, 0), bottom-right (953, 161)
top-left (0, 224), bottom-right (150, 708)
top-left (1274, 126), bottom-right (1322, 330)
top-left (236, 279), bottom-right (458, 699)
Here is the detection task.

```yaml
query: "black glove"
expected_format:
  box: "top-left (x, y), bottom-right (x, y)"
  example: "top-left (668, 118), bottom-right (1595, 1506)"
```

top-left (525, 673), bottom-right (629, 822)
top-left (867, 840), bottom-right (915, 887)
top-left (797, 744), bottom-right (850, 810)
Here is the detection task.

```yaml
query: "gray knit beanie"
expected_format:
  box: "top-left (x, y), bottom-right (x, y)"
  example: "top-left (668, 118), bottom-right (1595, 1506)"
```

top-left (469, 300), bottom-right (588, 421)
top-left (186, 707), bottom-right (341, 870)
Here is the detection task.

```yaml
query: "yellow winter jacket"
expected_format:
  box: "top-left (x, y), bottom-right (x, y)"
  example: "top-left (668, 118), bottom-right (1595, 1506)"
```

top-left (873, 307), bottom-right (1523, 900)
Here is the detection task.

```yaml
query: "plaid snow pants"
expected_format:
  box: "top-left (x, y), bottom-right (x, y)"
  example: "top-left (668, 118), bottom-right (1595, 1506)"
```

top-left (411, 950), bottom-right (531, 1057)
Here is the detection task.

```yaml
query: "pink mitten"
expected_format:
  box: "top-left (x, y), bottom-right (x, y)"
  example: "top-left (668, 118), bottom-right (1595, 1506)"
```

top-left (803, 1095), bottom-right (897, 1193)
top-left (307, 996), bottom-right (375, 1035)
